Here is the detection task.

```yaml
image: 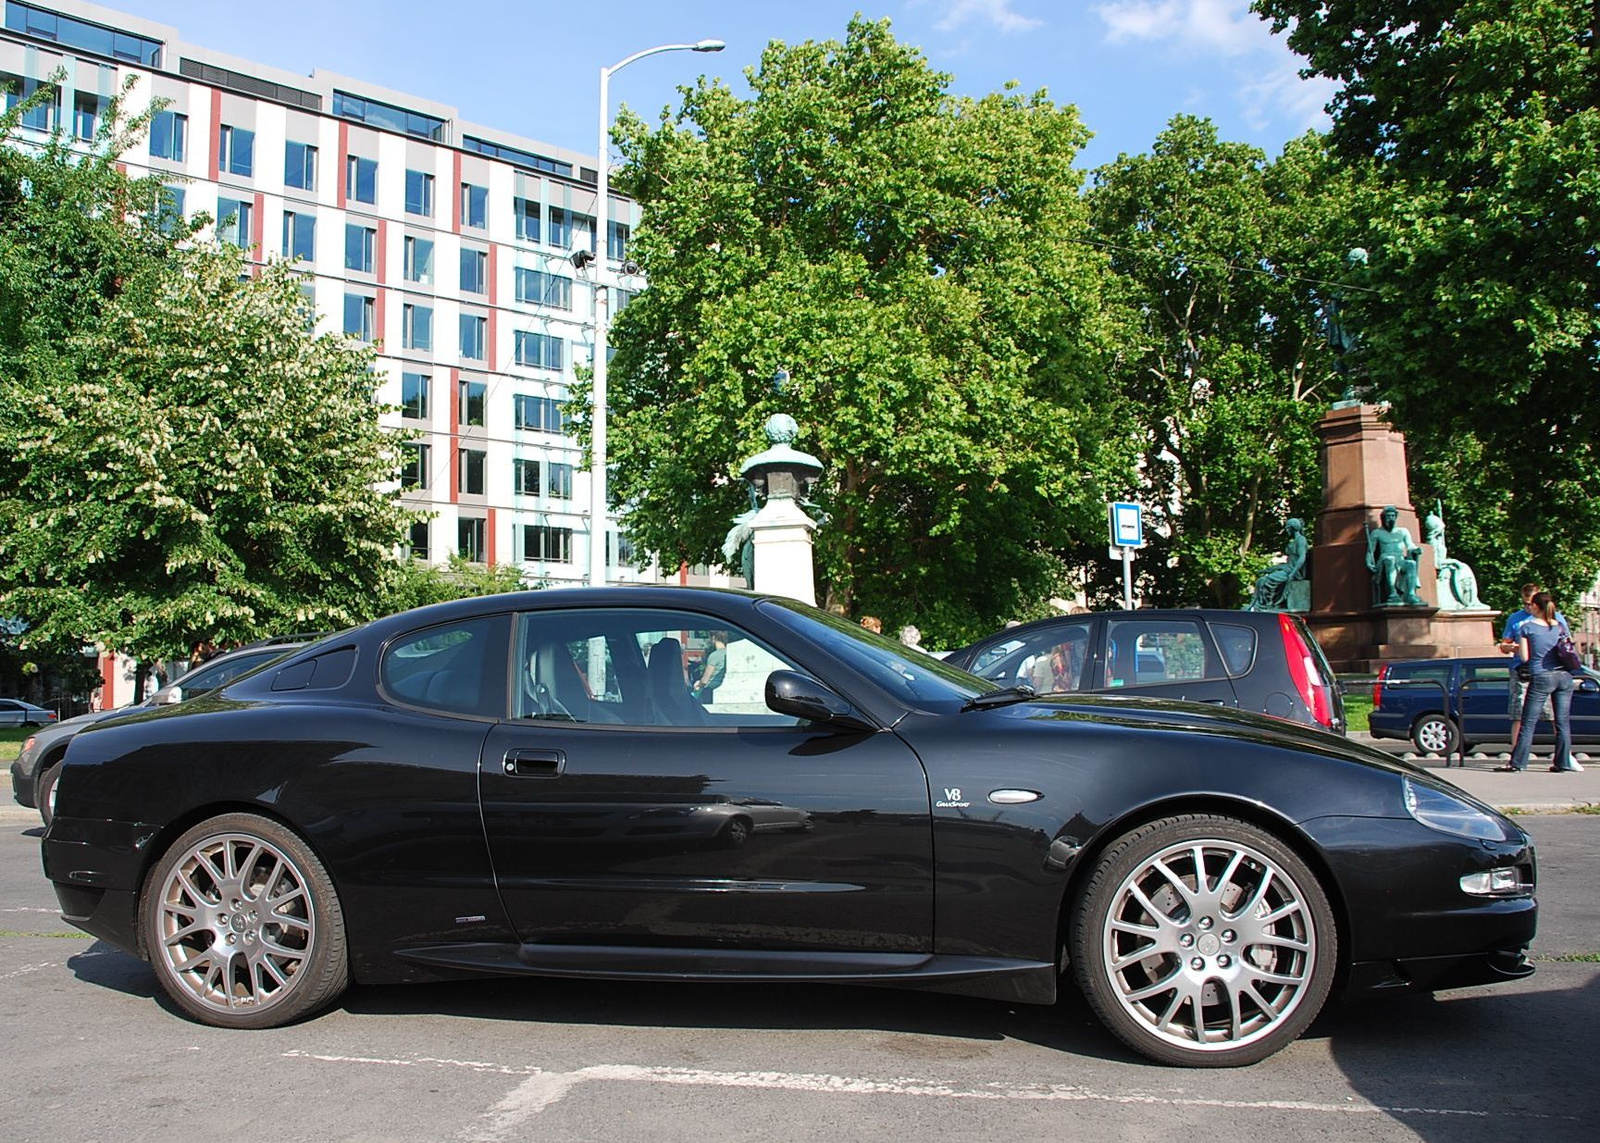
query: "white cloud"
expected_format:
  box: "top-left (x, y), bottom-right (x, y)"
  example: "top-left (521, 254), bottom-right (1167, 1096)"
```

top-left (1095, 0), bottom-right (1267, 57)
top-left (923, 0), bottom-right (1044, 35)
top-left (1237, 53), bottom-right (1337, 134)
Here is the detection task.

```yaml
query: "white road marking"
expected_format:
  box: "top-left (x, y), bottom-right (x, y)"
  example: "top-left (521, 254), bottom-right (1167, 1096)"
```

top-left (283, 1048), bottom-right (1578, 1140)
top-left (0, 907), bottom-right (65, 914)
top-left (0, 961), bottom-right (57, 982)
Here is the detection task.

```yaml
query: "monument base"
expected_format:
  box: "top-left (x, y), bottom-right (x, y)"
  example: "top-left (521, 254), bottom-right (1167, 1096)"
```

top-left (1307, 608), bottom-right (1500, 675)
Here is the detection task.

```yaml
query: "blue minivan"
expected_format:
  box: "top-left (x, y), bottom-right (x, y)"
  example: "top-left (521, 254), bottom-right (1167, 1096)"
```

top-left (1368, 656), bottom-right (1600, 754)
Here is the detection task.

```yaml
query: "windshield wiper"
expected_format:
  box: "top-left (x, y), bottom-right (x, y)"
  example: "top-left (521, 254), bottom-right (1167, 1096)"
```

top-left (962, 683), bottom-right (1037, 711)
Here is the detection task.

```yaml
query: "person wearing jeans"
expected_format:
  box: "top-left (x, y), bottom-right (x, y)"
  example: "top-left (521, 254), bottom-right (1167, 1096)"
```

top-left (1506, 591), bottom-right (1582, 772)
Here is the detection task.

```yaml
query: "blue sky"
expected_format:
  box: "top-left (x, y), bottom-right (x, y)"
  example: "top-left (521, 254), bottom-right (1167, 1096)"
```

top-left (109, 0), bottom-right (1336, 171)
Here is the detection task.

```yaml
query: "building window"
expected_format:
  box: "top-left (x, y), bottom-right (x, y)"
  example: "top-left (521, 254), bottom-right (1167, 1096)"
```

top-left (149, 110), bottom-right (187, 160)
top-left (346, 155), bottom-right (377, 204)
top-left (514, 331), bottom-right (563, 370)
top-left (461, 183), bottom-right (487, 229)
top-left (3, 74), bottom-right (58, 132)
top-left (152, 185), bottom-right (185, 235)
top-left (73, 92), bottom-right (105, 140)
top-left (332, 91), bottom-right (445, 141)
top-left (285, 141), bottom-right (317, 190)
top-left (546, 462), bottom-right (573, 500)
top-left (514, 394), bottom-right (567, 433)
top-left (515, 269), bottom-right (572, 310)
top-left (459, 379), bottom-right (486, 426)
top-left (461, 448), bottom-right (486, 495)
top-left (522, 525), bottom-right (573, 564)
top-left (282, 211), bottom-right (315, 262)
top-left (612, 287), bottom-right (638, 313)
top-left (400, 442), bottom-right (429, 489)
top-left (458, 517), bottom-right (486, 562)
top-left (400, 372), bottom-right (429, 419)
top-left (408, 520), bottom-right (430, 559)
top-left (608, 531), bottom-right (636, 568)
top-left (402, 304), bottom-right (433, 352)
top-left (3, 3), bottom-right (163, 65)
top-left (343, 293), bottom-right (374, 342)
top-left (217, 197), bottom-right (252, 248)
top-left (608, 220), bottom-right (630, 262)
top-left (460, 248), bottom-right (487, 294)
top-left (460, 314), bottom-right (486, 361)
top-left (345, 224), bottom-right (375, 273)
top-left (513, 458), bottom-right (539, 495)
top-left (219, 124), bottom-right (255, 177)
top-left (514, 197), bottom-right (539, 242)
top-left (548, 207), bottom-right (594, 252)
top-left (404, 169), bottom-right (434, 217)
top-left (403, 236), bottom-right (434, 284)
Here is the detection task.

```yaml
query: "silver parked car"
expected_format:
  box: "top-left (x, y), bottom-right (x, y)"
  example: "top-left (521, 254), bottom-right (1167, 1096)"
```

top-left (0, 698), bottom-right (58, 729)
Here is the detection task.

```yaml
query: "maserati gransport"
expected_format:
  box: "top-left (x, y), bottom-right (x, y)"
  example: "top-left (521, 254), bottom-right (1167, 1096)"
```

top-left (42, 588), bottom-right (1536, 1066)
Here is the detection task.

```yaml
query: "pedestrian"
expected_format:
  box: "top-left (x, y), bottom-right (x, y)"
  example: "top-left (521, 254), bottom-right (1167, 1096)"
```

top-left (1498, 583), bottom-right (1558, 755)
top-left (859, 615), bottom-right (883, 635)
top-left (691, 631), bottom-right (727, 705)
top-left (1504, 591), bottom-right (1583, 773)
top-left (899, 625), bottom-right (926, 652)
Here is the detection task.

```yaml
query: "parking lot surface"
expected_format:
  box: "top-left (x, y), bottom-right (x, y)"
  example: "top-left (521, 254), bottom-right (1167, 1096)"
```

top-left (2, 815), bottom-right (1595, 1142)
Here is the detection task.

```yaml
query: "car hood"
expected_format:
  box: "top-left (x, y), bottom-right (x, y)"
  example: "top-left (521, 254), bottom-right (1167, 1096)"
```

top-left (1006, 692), bottom-right (1428, 779)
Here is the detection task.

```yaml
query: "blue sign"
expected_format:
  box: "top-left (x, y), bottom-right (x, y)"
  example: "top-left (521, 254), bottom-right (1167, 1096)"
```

top-left (1109, 502), bottom-right (1144, 548)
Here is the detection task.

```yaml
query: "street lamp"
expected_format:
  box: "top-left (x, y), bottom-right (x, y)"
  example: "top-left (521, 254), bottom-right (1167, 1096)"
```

top-left (588, 37), bottom-right (724, 588)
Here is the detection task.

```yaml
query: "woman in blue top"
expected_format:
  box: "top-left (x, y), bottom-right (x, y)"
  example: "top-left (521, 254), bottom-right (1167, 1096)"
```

top-left (1506, 591), bottom-right (1582, 772)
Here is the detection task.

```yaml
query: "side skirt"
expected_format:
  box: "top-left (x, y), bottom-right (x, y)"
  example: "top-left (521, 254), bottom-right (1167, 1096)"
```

top-left (393, 942), bottom-right (1058, 1004)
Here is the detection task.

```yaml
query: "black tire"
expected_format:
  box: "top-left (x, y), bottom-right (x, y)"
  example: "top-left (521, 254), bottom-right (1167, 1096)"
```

top-left (1410, 713), bottom-right (1459, 756)
top-left (36, 762), bottom-right (61, 828)
top-left (140, 813), bottom-right (348, 1029)
top-left (1069, 813), bottom-right (1337, 1067)
top-left (719, 815), bottom-right (752, 849)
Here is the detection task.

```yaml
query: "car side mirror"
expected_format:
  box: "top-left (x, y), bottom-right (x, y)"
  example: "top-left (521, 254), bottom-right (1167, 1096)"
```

top-left (765, 671), bottom-right (875, 731)
top-left (151, 686), bottom-right (182, 705)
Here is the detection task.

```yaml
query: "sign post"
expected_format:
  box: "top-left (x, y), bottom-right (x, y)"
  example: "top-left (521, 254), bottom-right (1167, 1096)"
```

top-left (1107, 502), bottom-right (1144, 611)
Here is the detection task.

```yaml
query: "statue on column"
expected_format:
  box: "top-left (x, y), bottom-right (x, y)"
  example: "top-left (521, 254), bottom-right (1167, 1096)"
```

top-left (1423, 501), bottom-right (1481, 610)
top-left (1245, 517), bottom-right (1309, 612)
top-left (1366, 504), bottom-right (1425, 607)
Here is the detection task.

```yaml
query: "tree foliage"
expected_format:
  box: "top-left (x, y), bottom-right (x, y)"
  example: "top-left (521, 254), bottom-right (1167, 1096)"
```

top-left (0, 91), bottom-right (416, 662)
top-left (1255, 0), bottom-right (1600, 605)
top-left (1087, 119), bottom-right (1341, 606)
top-left (599, 17), bottom-right (1133, 643)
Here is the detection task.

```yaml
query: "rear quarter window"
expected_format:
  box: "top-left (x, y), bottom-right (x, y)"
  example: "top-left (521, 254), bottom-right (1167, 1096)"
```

top-left (1210, 624), bottom-right (1258, 677)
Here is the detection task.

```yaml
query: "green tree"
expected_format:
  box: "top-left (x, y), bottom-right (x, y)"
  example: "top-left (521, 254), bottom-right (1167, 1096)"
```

top-left (1255, 0), bottom-right (1600, 606)
top-left (385, 554), bottom-right (532, 613)
top-left (600, 18), bottom-right (1132, 644)
top-left (0, 93), bottom-right (416, 664)
top-left (1087, 119), bottom-right (1340, 606)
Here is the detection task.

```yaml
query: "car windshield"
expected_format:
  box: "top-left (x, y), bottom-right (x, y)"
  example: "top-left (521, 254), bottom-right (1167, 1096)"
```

top-left (761, 600), bottom-right (987, 710)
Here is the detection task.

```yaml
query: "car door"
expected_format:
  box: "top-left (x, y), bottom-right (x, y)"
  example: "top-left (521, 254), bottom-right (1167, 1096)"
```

top-left (1460, 659), bottom-right (1511, 746)
top-left (0, 701), bottom-right (21, 728)
top-left (1570, 668), bottom-right (1600, 744)
top-left (479, 605), bottom-right (934, 955)
top-left (1094, 614), bottom-right (1239, 708)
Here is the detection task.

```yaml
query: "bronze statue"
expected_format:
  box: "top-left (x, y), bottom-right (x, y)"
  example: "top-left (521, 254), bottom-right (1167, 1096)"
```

top-left (1423, 502), bottom-right (1481, 610)
top-left (1246, 517), bottom-right (1308, 611)
top-left (1366, 505), bottom-right (1425, 607)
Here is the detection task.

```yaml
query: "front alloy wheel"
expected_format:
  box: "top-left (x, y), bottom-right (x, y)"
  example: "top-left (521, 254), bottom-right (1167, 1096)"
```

top-left (1071, 814), bottom-right (1336, 1067)
top-left (142, 813), bottom-right (347, 1028)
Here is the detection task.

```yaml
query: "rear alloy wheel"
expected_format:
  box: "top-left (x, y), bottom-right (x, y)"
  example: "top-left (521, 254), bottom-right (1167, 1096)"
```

top-left (1410, 714), bottom-right (1458, 756)
top-left (37, 762), bottom-right (62, 828)
top-left (1071, 814), bottom-right (1336, 1067)
top-left (141, 813), bottom-right (348, 1029)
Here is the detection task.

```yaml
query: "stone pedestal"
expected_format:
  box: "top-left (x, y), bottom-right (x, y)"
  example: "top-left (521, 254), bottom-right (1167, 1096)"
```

top-left (750, 496), bottom-right (818, 606)
top-left (1306, 403), bottom-right (1499, 671)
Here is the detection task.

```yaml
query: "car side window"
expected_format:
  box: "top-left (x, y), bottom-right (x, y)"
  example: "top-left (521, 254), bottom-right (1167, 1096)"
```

top-left (1210, 624), bottom-right (1258, 677)
top-left (513, 608), bottom-right (805, 728)
top-left (381, 616), bottom-right (505, 718)
top-left (1104, 620), bottom-right (1213, 688)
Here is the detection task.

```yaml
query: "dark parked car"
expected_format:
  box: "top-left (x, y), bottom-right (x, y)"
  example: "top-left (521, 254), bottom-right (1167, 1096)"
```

top-left (11, 636), bottom-right (315, 825)
top-left (1369, 656), bottom-right (1600, 754)
top-left (45, 588), bottom-right (1534, 1067)
top-left (945, 609), bottom-right (1344, 734)
top-left (0, 698), bottom-right (58, 729)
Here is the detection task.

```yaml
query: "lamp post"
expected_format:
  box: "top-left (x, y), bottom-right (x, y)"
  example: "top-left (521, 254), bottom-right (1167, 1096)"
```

top-left (588, 38), bottom-right (724, 588)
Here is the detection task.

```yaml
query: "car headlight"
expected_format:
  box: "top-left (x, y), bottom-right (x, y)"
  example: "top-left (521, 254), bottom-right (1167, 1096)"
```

top-left (1403, 778), bottom-right (1515, 842)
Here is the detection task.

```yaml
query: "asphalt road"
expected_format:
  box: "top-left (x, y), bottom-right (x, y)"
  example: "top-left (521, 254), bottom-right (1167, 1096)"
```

top-left (2, 815), bottom-right (1595, 1143)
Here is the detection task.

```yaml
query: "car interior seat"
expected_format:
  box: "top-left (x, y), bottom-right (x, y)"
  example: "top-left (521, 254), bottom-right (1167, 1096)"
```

top-left (646, 637), bottom-right (706, 726)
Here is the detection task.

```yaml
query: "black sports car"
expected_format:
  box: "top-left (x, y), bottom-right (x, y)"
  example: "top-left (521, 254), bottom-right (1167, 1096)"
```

top-left (43, 588), bottom-right (1536, 1067)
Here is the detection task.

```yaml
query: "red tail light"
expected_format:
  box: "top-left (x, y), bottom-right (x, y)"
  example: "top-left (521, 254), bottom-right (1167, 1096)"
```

top-left (1373, 664), bottom-right (1388, 709)
top-left (1279, 613), bottom-right (1334, 728)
